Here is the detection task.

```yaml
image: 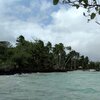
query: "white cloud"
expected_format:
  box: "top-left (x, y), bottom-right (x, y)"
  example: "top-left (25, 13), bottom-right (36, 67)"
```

top-left (47, 7), bottom-right (100, 61)
top-left (40, 0), bottom-right (52, 11)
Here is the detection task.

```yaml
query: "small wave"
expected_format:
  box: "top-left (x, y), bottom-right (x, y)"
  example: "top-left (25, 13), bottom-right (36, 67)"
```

top-left (66, 87), bottom-right (99, 93)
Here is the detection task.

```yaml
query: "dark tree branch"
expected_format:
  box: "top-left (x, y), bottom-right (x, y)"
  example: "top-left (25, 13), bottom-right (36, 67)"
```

top-left (96, 21), bottom-right (100, 25)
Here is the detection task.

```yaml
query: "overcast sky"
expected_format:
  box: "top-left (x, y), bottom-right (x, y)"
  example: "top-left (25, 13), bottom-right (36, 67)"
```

top-left (0, 0), bottom-right (100, 61)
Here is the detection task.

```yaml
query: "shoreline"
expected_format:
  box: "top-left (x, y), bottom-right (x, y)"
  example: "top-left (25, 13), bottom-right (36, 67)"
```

top-left (0, 69), bottom-right (98, 75)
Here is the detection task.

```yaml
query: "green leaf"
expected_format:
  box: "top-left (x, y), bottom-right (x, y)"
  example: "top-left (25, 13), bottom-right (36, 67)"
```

top-left (90, 13), bottom-right (96, 19)
top-left (79, 0), bottom-right (83, 3)
top-left (93, 0), bottom-right (97, 4)
top-left (88, 19), bottom-right (90, 22)
top-left (68, 0), bottom-right (70, 2)
top-left (73, 4), bottom-right (79, 9)
top-left (95, 7), bottom-right (98, 11)
top-left (76, 5), bottom-right (79, 9)
top-left (84, 4), bottom-right (88, 8)
top-left (83, 12), bottom-right (85, 16)
top-left (99, 10), bottom-right (100, 15)
top-left (83, 0), bottom-right (88, 4)
top-left (53, 0), bottom-right (59, 5)
top-left (82, 0), bottom-right (88, 8)
top-left (99, 8), bottom-right (100, 15)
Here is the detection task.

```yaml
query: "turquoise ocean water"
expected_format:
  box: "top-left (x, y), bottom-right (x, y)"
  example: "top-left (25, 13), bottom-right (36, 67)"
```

top-left (0, 71), bottom-right (100, 100)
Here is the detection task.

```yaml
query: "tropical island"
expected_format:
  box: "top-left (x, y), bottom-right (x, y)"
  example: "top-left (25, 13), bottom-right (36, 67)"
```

top-left (0, 35), bottom-right (100, 75)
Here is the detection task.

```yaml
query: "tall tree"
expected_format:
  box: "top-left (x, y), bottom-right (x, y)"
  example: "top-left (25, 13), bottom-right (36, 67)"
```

top-left (53, 43), bottom-right (66, 70)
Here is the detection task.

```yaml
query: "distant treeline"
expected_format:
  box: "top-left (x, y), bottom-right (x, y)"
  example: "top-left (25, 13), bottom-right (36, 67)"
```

top-left (0, 35), bottom-right (100, 75)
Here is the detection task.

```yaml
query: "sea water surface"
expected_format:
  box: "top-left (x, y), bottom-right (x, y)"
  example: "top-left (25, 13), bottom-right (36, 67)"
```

top-left (0, 71), bottom-right (100, 100)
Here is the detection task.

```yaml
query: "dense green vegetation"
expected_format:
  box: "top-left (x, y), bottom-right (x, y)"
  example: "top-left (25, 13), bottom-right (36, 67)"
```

top-left (0, 35), bottom-right (100, 74)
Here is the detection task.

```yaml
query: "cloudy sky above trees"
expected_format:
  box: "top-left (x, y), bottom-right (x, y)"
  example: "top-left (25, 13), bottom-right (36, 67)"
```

top-left (0, 0), bottom-right (100, 61)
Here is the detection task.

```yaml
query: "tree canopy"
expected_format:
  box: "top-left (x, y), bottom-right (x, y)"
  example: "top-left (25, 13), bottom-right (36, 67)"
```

top-left (0, 35), bottom-right (100, 75)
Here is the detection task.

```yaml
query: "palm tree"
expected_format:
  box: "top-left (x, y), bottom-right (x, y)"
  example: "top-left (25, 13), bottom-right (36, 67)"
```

top-left (53, 43), bottom-right (65, 70)
top-left (65, 48), bottom-right (80, 70)
top-left (73, 52), bottom-right (80, 70)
